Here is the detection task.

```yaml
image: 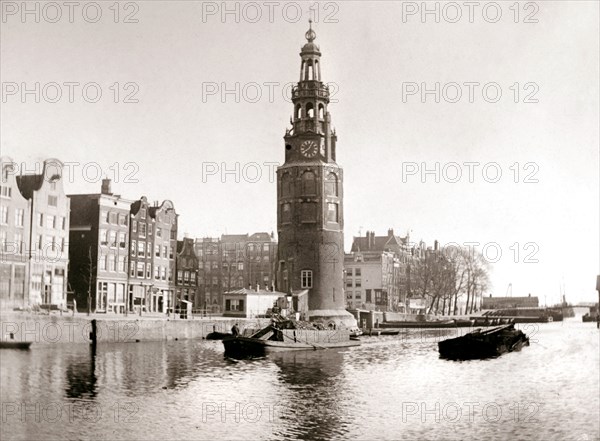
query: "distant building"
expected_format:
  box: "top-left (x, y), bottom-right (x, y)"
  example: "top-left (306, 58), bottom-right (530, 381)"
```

top-left (195, 237), bottom-right (222, 312)
top-left (195, 232), bottom-right (277, 313)
top-left (176, 237), bottom-right (199, 309)
top-left (344, 250), bottom-right (399, 311)
top-left (346, 229), bottom-right (412, 311)
top-left (68, 179), bottom-right (131, 313)
top-left (16, 159), bottom-right (70, 307)
top-left (0, 157), bottom-right (31, 309)
top-left (148, 200), bottom-right (178, 313)
top-left (482, 294), bottom-right (539, 310)
top-left (129, 197), bottom-right (178, 314)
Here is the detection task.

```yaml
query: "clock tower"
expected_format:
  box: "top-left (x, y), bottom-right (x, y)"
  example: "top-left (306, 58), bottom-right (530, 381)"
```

top-left (276, 21), bottom-right (357, 329)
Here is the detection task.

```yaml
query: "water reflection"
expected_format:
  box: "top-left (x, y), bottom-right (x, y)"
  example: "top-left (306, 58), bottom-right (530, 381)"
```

top-left (65, 344), bottom-right (97, 399)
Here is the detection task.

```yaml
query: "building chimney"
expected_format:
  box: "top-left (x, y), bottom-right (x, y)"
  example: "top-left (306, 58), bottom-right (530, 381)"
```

top-left (388, 228), bottom-right (394, 237)
top-left (101, 178), bottom-right (112, 195)
top-left (256, 283), bottom-right (260, 292)
top-left (434, 240), bottom-right (439, 251)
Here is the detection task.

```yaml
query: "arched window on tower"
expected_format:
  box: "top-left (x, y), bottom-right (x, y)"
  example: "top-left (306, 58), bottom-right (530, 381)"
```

top-left (302, 171), bottom-right (316, 195)
top-left (318, 104), bottom-right (325, 119)
top-left (325, 172), bottom-right (338, 196)
top-left (295, 104), bottom-right (302, 119)
top-left (281, 173), bottom-right (292, 197)
top-left (314, 60), bottom-right (320, 81)
top-left (307, 60), bottom-right (314, 80)
top-left (306, 103), bottom-right (314, 118)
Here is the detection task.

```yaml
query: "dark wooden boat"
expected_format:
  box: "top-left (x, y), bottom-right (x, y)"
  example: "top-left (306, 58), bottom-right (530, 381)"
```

top-left (223, 322), bottom-right (360, 358)
top-left (362, 329), bottom-right (401, 336)
top-left (206, 331), bottom-right (233, 340)
top-left (438, 323), bottom-right (529, 360)
top-left (0, 341), bottom-right (32, 350)
top-left (381, 319), bottom-right (474, 329)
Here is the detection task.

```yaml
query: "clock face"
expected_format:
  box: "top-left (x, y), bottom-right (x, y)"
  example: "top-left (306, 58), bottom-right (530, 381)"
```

top-left (300, 140), bottom-right (318, 158)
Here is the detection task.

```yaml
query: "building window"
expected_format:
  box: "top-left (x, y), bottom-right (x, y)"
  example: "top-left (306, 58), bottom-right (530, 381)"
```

top-left (118, 255), bottom-right (126, 272)
top-left (281, 173), bottom-right (292, 198)
top-left (327, 203), bottom-right (338, 223)
top-left (301, 270), bottom-right (313, 289)
top-left (147, 242), bottom-right (152, 257)
top-left (137, 262), bottom-right (144, 277)
top-left (154, 266), bottom-right (160, 280)
top-left (119, 214), bottom-right (127, 226)
top-left (355, 268), bottom-right (361, 276)
top-left (46, 215), bottom-right (55, 229)
top-left (100, 229), bottom-right (108, 246)
top-left (161, 267), bottom-right (166, 280)
top-left (0, 206), bottom-right (7, 224)
top-left (48, 195), bottom-right (58, 206)
top-left (238, 262), bottom-right (244, 271)
top-left (14, 233), bottom-right (23, 254)
top-left (109, 212), bottom-right (117, 224)
top-left (119, 232), bottom-right (126, 248)
top-left (346, 279), bottom-right (353, 288)
top-left (355, 291), bottom-right (361, 299)
top-left (155, 245), bottom-right (161, 257)
top-left (156, 227), bottom-right (162, 238)
top-left (148, 224), bottom-right (153, 236)
top-left (366, 289), bottom-right (372, 302)
top-left (37, 213), bottom-right (43, 227)
top-left (61, 238), bottom-right (65, 252)
top-left (177, 271), bottom-right (183, 284)
top-left (109, 230), bottom-right (117, 247)
top-left (163, 245), bottom-right (168, 258)
top-left (281, 203), bottom-right (292, 223)
top-left (37, 234), bottom-right (43, 250)
top-left (131, 239), bottom-right (136, 256)
top-left (15, 209), bottom-right (24, 227)
top-left (146, 264), bottom-right (151, 279)
top-left (300, 202), bottom-right (317, 223)
top-left (0, 186), bottom-right (12, 198)
top-left (132, 220), bottom-right (137, 233)
top-left (346, 291), bottom-right (353, 300)
top-left (325, 173), bottom-right (338, 196)
top-left (137, 241), bottom-right (144, 257)
top-left (140, 208), bottom-right (146, 219)
top-left (169, 247), bottom-right (173, 259)
top-left (355, 279), bottom-right (362, 288)
top-left (130, 262), bottom-right (135, 277)
top-left (302, 171), bottom-right (317, 195)
top-left (99, 255), bottom-right (107, 271)
top-left (139, 223), bottom-right (146, 237)
top-left (108, 254), bottom-right (116, 272)
top-left (225, 299), bottom-right (244, 311)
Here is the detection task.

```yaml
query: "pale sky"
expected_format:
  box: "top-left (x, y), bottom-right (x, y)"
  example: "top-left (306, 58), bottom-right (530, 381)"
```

top-left (1, 1), bottom-right (598, 304)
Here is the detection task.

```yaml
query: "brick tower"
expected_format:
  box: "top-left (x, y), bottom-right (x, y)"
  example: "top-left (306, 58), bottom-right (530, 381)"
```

top-left (276, 21), bottom-right (357, 329)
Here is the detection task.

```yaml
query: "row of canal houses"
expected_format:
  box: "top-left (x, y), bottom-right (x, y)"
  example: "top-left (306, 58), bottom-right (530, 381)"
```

top-left (0, 157), bottom-right (198, 314)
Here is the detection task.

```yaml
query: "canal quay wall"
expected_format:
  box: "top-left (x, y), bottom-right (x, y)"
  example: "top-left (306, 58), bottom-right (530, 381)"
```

top-left (0, 312), bottom-right (269, 346)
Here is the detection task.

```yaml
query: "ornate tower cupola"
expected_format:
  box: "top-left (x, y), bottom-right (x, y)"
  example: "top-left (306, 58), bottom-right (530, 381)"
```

top-left (285, 20), bottom-right (337, 163)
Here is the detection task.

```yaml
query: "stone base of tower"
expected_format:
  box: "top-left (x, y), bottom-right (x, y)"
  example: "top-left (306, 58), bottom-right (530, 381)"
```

top-left (307, 309), bottom-right (358, 331)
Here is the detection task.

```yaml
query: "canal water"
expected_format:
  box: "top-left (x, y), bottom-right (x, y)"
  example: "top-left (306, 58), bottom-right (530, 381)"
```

top-left (1, 320), bottom-right (598, 441)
